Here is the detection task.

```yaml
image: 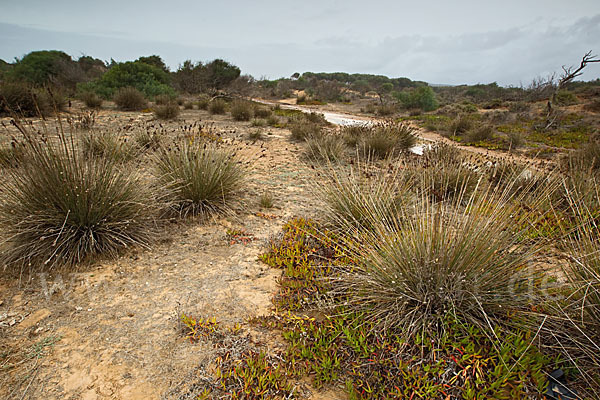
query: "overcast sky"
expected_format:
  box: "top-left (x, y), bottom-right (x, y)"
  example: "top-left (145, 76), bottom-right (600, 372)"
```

top-left (1, 0), bottom-right (599, 85)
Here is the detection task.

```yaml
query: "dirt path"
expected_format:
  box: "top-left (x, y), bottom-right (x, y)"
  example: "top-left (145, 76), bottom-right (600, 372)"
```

top-left (0, 108), bottom-right (325, 399)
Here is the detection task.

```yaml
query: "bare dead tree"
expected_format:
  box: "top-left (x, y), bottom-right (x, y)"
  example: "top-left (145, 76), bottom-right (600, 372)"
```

top-left (546, 50), bottom-right (600, 128)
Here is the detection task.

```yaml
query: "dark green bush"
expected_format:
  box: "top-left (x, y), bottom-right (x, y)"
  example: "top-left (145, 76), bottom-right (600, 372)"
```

top-left (113, 87), bottom-right (147, 111)
top-left (80, 60), bottom-right (174, 99)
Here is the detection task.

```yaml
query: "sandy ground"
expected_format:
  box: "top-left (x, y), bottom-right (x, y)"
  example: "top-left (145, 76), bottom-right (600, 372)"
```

top-left (0, 104), bottom-right (333, 399)
top-left (0, 98), bottom-right (561, 399)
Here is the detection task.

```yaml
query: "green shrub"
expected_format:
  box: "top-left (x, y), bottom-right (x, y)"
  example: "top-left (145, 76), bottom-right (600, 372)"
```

top-left (584, 98), bottom-right (600, 113)
top-left (304, 112), bottom-right (328, 125)
top-left (245, 129), bottom-right (264, 141)
top-left (266, 115), bottom-right (280, 126)
top-left (0, 128), bottom-right (156, 270)
top-left (508, 101), bottom-right (530, 113)
top-left (376, 104), bottom-right (395, 116)
top-left (208, 99), bottom-right (227, 114)
top-left (448, 114), bottom-right (473, 136)
top-left (155, 141), bottom-right (244, 217)
top-left (79, 91), bottom-right (103, 108)
top-left (230, 100), bottom-right (254, 121)
top-left (555, 90), bottom-right (578, 106)
top-left (113, 87), bottom-right (147, 111)
top-left (80, 60), bottom-right (174, 99)
top-left (183, 101), bottom-right (194, 110)
top-left (250, 119), bottom-right (266, 127)
top-left (154, 102), bottom-right (180, 120)
top-left (396, 86), bottom-right (439, 111)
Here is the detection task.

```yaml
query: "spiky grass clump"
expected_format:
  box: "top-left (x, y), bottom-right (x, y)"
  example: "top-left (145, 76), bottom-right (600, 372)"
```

top-left (154, 102), bottom-right (180, 120)
top-left (419, 144), bottom-right (480, 201)
top-left (134, 129), bottom-right (162, 151)
top-left (305, 133), bottom-right (345, 163)
top-left (360, 122), bottom-right (417, 159)
top-left (319, 161), bottom-right (413, 232)
top-left (208, 99), bottom-right (227, 115)
top-left (0, 140), bottom-right (26, 168)
top-left (230, 100), bottom-right (254, 121)
top-left (81, 131), bottom-right (135, 163)
top-left (329, 183), bottom-right (553, 339)
top-left (259, 192), bottom-right (274, 209)
top-left (0, 129), bottom-right (156, 270)
top-left (289, 121), bottom-right (322, 142)
top-left (155, 141), bottom-right (244, 217)
top-left (113, 87), bottom-right (147, 111)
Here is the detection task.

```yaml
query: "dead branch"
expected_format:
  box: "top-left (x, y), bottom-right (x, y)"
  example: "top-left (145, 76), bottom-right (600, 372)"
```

top-left (546, 51), bottom-right (600, 125)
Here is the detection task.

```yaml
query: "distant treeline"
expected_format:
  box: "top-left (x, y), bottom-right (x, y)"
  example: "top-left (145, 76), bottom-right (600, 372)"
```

top-left (1, 50), bottom-right (599, 116)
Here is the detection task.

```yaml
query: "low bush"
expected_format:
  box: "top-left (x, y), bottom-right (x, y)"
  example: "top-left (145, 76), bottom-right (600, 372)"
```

top-left (154, 94), bottom-right (175, 105)
top-left (0, 82), bottom-right (58, 117)
top-left (155, 141), bottom-right (244, 217)
top-left (183, 101), bottom-right (193, 110)
top-left (154, 102), bottom-right (180, 120)
top-left (113, 87), bottom-right (147, 111)
top-left (208, 99), bottom-right (227, 114)
top-left (253, 106), bottom-right (272, 118)
top-left (0, 126), bottom-right (155, 270)
top-left (289, 121), bottom-right (322, 142)
top-left (250, 119), bottom-right (266, 127)
top-left (230, 100), bottom-right (254, 121)
top-left (196, 96), bottom-right (210, 110)
top-left (79, 91), bottom-right (103, 108)
top-left (466, 124), bottom-right (494, 142)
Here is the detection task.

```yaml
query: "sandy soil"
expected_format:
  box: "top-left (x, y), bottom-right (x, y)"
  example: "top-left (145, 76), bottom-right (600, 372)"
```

top-left (0, 98), bottom-right (560, 399)
top-left (0, 104), bottom-right (332, 399)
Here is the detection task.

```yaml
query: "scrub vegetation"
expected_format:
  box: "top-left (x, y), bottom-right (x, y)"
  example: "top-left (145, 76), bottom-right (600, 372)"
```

top-left (1, 49), bottom-right (599, 399)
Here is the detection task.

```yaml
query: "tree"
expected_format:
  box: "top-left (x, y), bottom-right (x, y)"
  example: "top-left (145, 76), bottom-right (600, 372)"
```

top-left (546, 51), bottom-right (600, 126)
top-left (136, 55), bottom-right (169, 73)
